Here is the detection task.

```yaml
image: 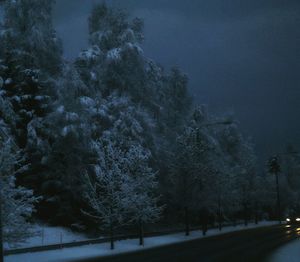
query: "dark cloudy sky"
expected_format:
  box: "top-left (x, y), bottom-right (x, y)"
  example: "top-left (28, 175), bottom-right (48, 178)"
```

top-left (53, 0), bottom-right (300, 162)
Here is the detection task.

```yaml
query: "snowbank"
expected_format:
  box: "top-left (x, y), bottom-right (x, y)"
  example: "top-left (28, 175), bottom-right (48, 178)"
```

top-left (4, 224), bottom-right (88, 250)
top-left (268, 238), bottom-right (300, 262)
top-left (5, 221), bottom-right (277, 262)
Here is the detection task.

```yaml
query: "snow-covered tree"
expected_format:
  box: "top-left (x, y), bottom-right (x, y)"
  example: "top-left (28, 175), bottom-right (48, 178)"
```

top-left (0, 0), bottom-right (63, 197)
top-left (0, 137), bottom-right (38, 244)
top-left (0, 0), bottom-right (62, 74)
top-left (76, 5), bottom-right (193, 213)
top-left (121, 145), bottom-right (162, 245)
top-left (84, 137), bottom-right (161, 248)
top-left (83, 138), bottom-right (128, 250)
top-left (162, 67), bottom-right (191, 131)
top-left (42, 66), bottom-right (92, 224)
top-left (76, 3), bottom-right (146, 101)
top-left (216, 121), bottom-right (261, 225)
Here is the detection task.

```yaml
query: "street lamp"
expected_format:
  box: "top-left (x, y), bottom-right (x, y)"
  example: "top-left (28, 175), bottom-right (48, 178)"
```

top-left (268, 151), bottom-right (299, 225)
top-left (268, 157), bottom-right (281, 224)
top-left (197, 120), bottom-right (234, 129)
top-left (194, 119), bottom-right (234, 231)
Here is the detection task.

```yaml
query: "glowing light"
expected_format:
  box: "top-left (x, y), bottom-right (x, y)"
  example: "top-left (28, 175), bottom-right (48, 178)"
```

top-left (286, 218), bottom-right (291, 222)
top-left (296, 218), bottom-right (300, 222)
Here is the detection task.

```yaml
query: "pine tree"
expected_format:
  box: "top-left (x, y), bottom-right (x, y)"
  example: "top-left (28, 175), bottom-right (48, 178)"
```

top-left (42, 66), bottom-right (92, 225)
top-left (0, 136), bottom-right (38, 244)
top-left (1, 0), bottom-right (62, 74)
top-left (0, 0), bottom-right (63, 193)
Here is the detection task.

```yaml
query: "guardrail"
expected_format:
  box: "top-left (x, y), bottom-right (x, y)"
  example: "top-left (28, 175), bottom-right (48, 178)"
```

top-left (4, 227), bottom-right (197, 256)
top-left (4, 221), bottom-right (257, 256)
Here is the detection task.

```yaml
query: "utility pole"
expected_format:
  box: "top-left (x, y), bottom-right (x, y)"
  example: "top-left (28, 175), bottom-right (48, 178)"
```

top-left (269, 157), bottom-right (281, 224)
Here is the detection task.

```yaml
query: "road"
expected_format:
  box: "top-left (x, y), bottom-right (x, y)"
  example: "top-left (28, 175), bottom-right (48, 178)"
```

top-left (75, 224), bottom-right (300, 262)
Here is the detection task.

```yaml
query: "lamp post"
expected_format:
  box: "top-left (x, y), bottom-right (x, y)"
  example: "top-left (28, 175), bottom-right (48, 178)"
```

top-left (269, 157), bottom-right (281, 224)
top-left (195, 119), bottom-right (233, 232)
top-left (268, 151), bottom-right (299, 225)
top-left (197, 120), bottom-right (234, 130)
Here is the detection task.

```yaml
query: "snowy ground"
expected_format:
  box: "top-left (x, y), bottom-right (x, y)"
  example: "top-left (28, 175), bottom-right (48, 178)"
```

top-left (5, 221), bottom-right (277, 262)
top-left (268, 236), bottom-right (300, 262)
top-left (4, 224), bottom-right (89, 250)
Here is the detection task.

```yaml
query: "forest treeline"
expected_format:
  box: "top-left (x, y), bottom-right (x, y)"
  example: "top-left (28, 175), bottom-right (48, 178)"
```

top-left (0, 0), bottom-right (300, 247)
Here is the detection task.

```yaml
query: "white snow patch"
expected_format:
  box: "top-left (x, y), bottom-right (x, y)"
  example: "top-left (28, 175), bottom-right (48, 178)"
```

top-left (79, 96), bottom-right (95, 107)
top-left (56, 106), bottom-right (65, 114)
top-left (61, 126), bottom-right (71, 137)
top-left (90, 72), bottom-right (97, 81)
top-left (4, 221), bottom-right (277, 262)
top-left (4, 224), bottom-right (88, 250)
top-left (65, 112), bottom-right (79, 122)
top-left (107, 48), bottom-right (122, 62)
top-left (78, 46), bottom-right (101, 61)
top-left (34, 96), bottom-right (44, 101)
top-left (4, 78), bottom-right (12, 85)
top-left (268, 235), bottom-right (300, 262)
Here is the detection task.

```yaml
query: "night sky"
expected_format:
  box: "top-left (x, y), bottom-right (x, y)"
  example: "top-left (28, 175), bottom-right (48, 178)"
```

top-left (53, 0), bottom-right (300, 162)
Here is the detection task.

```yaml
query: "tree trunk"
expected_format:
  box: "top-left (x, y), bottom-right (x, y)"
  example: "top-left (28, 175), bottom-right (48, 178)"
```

top-left (184, 206), bottom-right (190, 236)
top-left (234, 218), bottom-right (237, 227)
top-left (201, 209), bottom-right (208, 236)
top-left (218, 218), bottom-right (222, 231)
top-left (218, 197), bottom-right (222, 231)
top-left (255, 202), bottom-right (259, 225)
top-left (244, 204), bottom-right (248, 226)
top-left (275, 172), bottom-right (281, 224)
top-left (139, 219), bottom-right (144, 246)
top-left (202, 222), bottom-right (207, 236)
top-left (110, 223), bottom-right (114, 250)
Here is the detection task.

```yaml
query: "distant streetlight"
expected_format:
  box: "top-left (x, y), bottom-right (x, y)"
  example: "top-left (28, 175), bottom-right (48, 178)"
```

top-left (268, 151), bottom-right (299, 225)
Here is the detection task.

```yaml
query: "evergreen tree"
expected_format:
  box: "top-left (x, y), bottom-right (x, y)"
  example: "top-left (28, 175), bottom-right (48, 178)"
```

top-left (1, 0), bottom-right (62, 74)
top-left (41, 66), bottom-right (92, 225)
top-left (0, 0), bottom-right (63, 192)
top-left (0, 136), bottom-right (38, 244)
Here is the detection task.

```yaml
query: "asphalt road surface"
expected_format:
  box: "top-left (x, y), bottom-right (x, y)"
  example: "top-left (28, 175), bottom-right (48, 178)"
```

top-left (74, 224), bottom-right (300, 262)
